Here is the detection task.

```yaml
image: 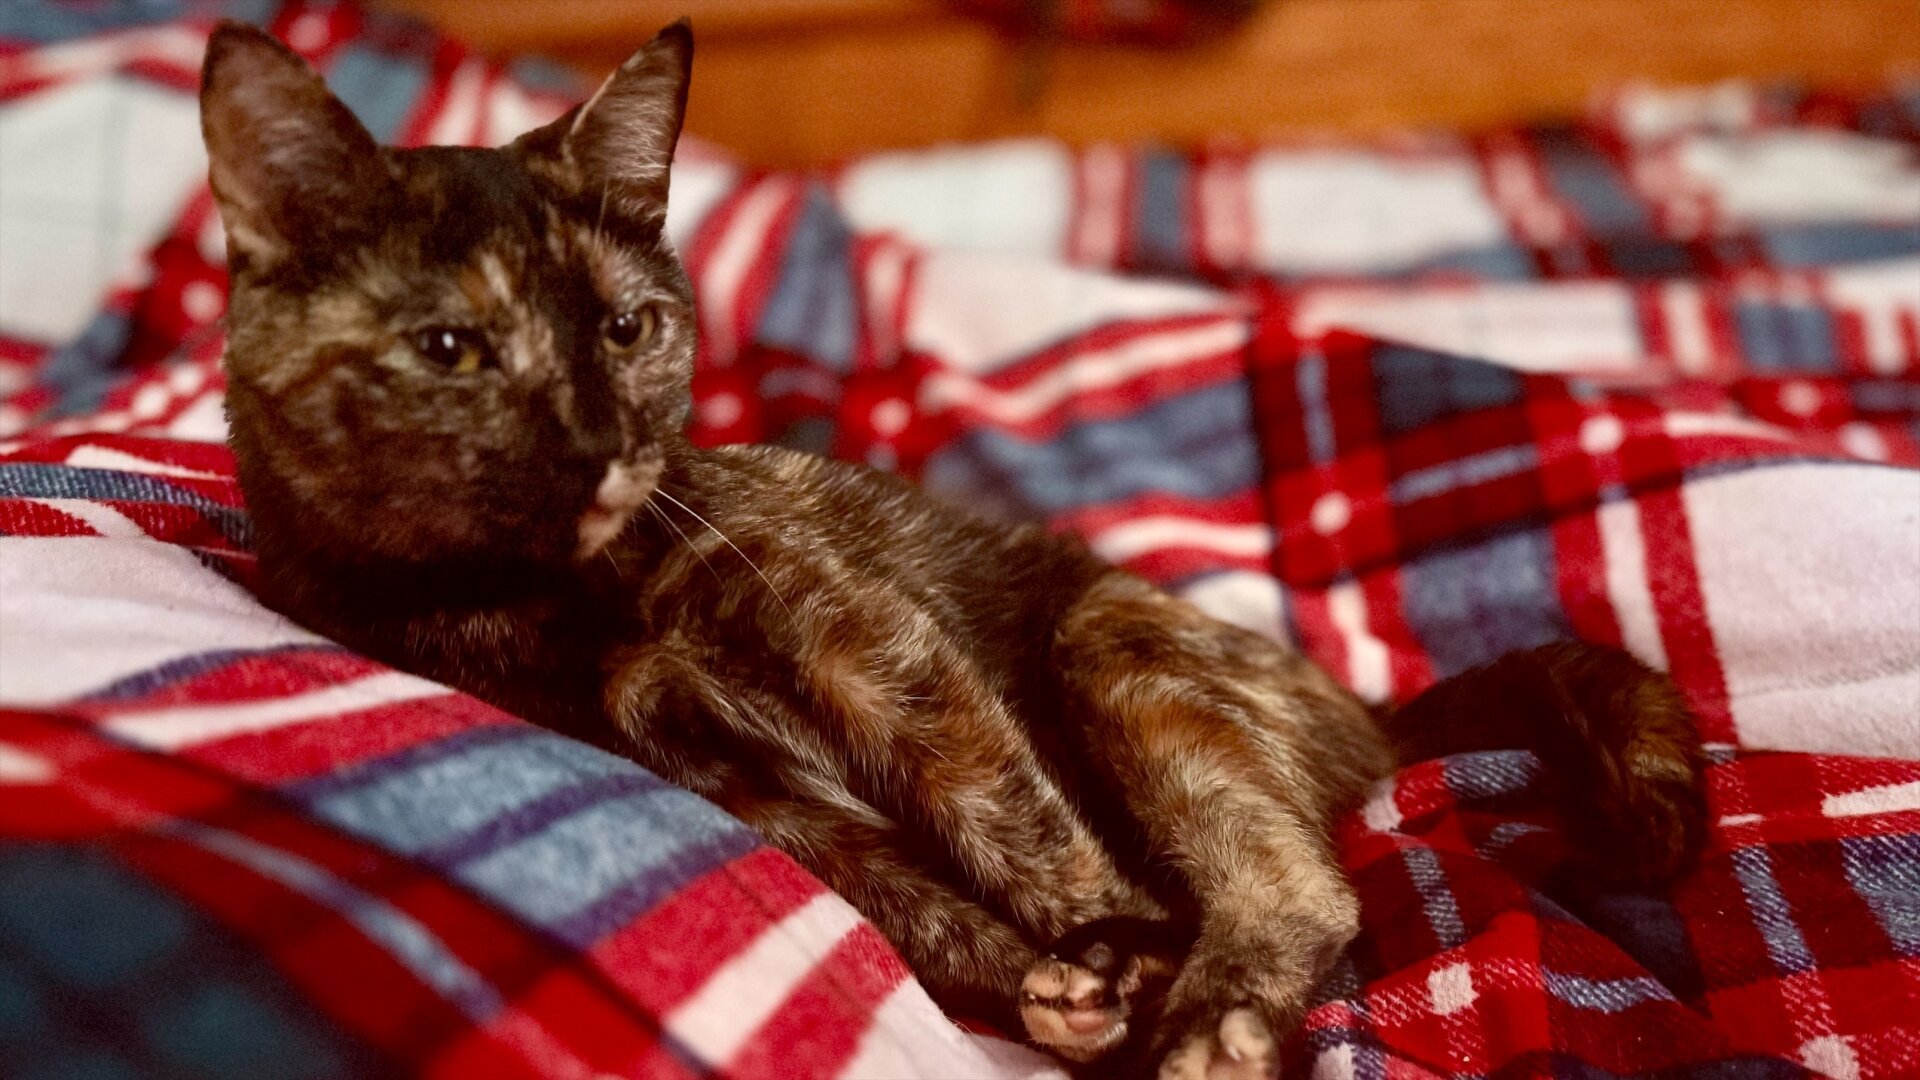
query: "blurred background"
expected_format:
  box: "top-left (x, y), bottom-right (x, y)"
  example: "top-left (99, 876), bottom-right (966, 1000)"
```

top-left (377, 0), bottom-right (1920, 166)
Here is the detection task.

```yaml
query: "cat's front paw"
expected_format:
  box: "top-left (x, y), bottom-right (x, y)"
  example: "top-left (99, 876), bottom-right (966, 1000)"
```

top-left (1155, 1005), bottom-right (1277, 1080)
top-left (1020, 952), bottom-right (1134, 1061)
top-left (1020, 919), bottom-right (1183, 1064)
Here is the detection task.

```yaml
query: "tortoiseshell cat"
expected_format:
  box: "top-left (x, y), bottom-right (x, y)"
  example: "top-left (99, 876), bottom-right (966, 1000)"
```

top-left (201, 21), bottom-right (1707, 1078)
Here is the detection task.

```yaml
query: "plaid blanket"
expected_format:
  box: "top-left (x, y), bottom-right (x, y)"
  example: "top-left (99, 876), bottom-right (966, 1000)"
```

top-left (2, 3), bottom-right (1917, 1078)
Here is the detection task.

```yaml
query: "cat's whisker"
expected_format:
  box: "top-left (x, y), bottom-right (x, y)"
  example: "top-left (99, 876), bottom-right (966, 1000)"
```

top-left (642, 499), bottom-right (670, 537)
top-left (654, 489), bottom-right (793, 615)
top-left (647, 498), bottom-right (722, 587)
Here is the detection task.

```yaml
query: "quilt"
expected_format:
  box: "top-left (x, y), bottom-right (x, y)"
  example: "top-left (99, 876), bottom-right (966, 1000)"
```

top-left (1, 3), bottom-right (1917, 1078)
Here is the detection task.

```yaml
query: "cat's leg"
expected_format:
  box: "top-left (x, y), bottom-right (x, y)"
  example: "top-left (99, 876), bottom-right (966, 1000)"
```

top-left (609, 634), bottom-right (1135, 1039)
top-left (808, 628), bottom-right (1183, 1061)
top-left (747, 769), bottom-right (1171, 1064)
top-left (1052, 573), bottom-right (1393, 1080)
top-left (786, 587), bottom-right (1168, 941)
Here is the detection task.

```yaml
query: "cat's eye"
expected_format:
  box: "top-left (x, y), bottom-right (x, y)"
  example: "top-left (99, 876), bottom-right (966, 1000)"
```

top-left (605, 306), bottom-right (660, 351)
top-left (415, 327), bottom-right (494, 374)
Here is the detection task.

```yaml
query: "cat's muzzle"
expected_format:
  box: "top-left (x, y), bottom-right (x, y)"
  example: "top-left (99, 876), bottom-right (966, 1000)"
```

top-left (576, 457), bottom-right (662, 561)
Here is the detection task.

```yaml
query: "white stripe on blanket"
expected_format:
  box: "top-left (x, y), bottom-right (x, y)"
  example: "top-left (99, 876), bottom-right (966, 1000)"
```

top-left (667, 891), bottom-right (864, 1067)
top-left (0, 536), bottom-right (325, 704)
top-left (105, 671), bottom-right (453, 750)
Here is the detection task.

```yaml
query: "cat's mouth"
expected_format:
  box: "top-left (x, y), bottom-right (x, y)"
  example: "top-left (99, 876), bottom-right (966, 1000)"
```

top-left (576, 457), bottom-right (662, 562)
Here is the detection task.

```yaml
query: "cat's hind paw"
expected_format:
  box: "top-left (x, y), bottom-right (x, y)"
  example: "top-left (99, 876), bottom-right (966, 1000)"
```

top-left (1155, 1006), bottom-right (1277, 1080)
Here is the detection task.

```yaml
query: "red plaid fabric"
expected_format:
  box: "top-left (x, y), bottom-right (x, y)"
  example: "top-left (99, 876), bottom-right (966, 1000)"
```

top-left (1, 2), bottom-right (1916, 1078)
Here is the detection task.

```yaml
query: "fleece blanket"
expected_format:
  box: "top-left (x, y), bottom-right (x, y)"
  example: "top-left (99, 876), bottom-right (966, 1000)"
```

top-left (2, 3), bottom-right (1918, 1078)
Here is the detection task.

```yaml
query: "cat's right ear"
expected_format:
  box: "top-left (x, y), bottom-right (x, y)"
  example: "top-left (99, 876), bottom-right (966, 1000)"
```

top-left (199, 21), bottom-right (387, 269)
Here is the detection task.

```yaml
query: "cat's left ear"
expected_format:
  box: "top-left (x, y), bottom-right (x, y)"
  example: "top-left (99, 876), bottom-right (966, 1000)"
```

top-left (522, 19), bottom-right (692, 218)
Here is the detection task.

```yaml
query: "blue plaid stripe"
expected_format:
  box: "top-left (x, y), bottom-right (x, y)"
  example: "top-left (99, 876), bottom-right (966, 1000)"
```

top-left (1294, 348), bottom-right (1339, 465)
top-left (1838, 834), bottom-right (1920, 959)
top-left (293, 725), bottom-right (763, 948)
top-left (0, 0), bottom-right (278, 43)
top-left (1372, 345), bottom-right (1524, 436)
top-left (1729, 846), bottom-right (1819, 977)
top-left (79, 645), bottom-right (350, 704)
top-left (326, 46), bottom-right (430, 144)
top-left (0, 463), bottom-right (252, 547)
top-left (922, 379), bottom-right (1260, 516)
top-left (1389, 444), bottom-right (1541, 504)
top-left (1532, 125), bottom-right (1651, 234)
top-left (1399, 846), bottom-right (1471, 952)
top-left (305, 727), bottom-right (653, 856)
top-left (1760, 222), bottom-right (1920, 267)
top-left (0, 844), bottom-right (382, 1080)
top-left (162, 821), bottom-right (507, 1023)
top-left (470, 789), bottom-right (760, 947)
top-left (1736, 300), bottom-right (1839, 371)
top-left (1542, 970), bottom-right (1675, 1013)
top-left (756, 188), bottom-right (860, 371)
top-left (1133, 148), bottom-right (1191, 274)
top-left (1401, 529), bottom-right (1575, 677)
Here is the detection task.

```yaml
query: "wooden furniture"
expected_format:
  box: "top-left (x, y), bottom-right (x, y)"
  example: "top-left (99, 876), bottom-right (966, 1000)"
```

top-left (378, 0), bottom-right (1920, 165)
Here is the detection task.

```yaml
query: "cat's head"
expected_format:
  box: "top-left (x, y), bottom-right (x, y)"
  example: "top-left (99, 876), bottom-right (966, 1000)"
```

top-left (201, 19), bottom-right (695, 570)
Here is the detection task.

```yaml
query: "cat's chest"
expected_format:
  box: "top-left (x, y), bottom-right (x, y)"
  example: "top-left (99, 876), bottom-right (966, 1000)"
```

top-left (387, 598), bottom-right (612, 736)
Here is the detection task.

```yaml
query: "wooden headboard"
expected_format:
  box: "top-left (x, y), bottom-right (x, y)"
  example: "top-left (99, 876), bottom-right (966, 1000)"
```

top-left (377, 0), bottom-right (1919, 166)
